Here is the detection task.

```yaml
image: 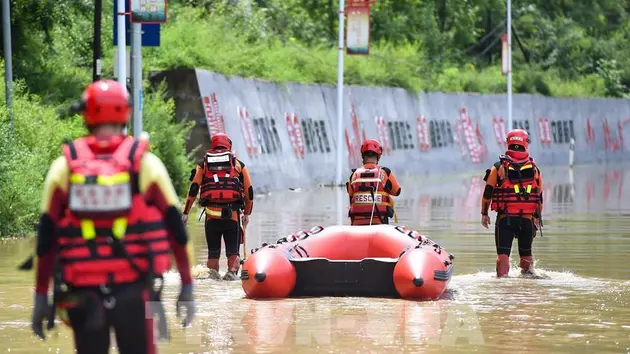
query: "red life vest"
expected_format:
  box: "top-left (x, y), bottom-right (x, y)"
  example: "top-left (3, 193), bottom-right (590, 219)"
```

top-left (56, 136), bottom-right (171, 287)
top-left (491, 157), bottom-right (541, 216)
top-left (199, 149), bottom-right (244, 208)
top-left (348, 166), bottom-right (393, 224)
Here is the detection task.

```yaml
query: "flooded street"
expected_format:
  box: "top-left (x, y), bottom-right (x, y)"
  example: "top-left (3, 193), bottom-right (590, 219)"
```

top-left (1, 164), bottom-right (630, 353)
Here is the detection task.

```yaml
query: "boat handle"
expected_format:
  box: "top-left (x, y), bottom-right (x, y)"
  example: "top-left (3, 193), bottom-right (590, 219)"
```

top-left (309, 226), bottom-right (324, 234)
top-left (297, 245), bottom-right (309, 257)
top-left (394, 226), bottom-right (414, 237)
top-left (394, 226), bottom-right (406, 234)
top-left (292, 245), bottom-right (310, 258)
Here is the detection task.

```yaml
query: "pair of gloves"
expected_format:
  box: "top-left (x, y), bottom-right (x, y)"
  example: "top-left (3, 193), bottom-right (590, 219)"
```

top-left (31, 284), bottom-right (196, 340)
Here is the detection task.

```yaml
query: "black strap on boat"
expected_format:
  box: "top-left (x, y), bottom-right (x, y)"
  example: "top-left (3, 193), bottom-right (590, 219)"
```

top-left (292, 245), bottom-right (309, 258)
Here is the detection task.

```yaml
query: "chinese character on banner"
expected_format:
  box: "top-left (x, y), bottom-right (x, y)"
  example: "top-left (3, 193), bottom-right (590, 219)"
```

top-left (586, 117), bottom-right (595, 145)
top-left (237, 106), bottom-right (259, 158)
top-left (537, 117), bottom-right (551, 146)
top-left (416, 116), bottom-right (431, 152)
top-left (285, 112), bottom-right (305, 159)
top-left (346, 0), bottom-right (375, 55)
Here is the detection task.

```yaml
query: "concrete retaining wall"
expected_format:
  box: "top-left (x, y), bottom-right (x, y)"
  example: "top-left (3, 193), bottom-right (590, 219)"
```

top-left (149, 69), bottom-right (630, 192)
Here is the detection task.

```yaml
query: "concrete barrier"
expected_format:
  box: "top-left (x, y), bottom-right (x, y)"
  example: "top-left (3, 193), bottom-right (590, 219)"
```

top-left (149, 69), bottom-right (630, 192)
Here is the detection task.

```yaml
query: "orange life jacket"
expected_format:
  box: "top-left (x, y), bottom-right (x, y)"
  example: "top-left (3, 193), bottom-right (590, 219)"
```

top-left (57, 136), bottom-right (171, 287)
top-left (348, 166), bottom-right (393, 224)
top-left (199, 149), bottom-right (245, 208)
top-left (491, 157), bottom-right (541, 216)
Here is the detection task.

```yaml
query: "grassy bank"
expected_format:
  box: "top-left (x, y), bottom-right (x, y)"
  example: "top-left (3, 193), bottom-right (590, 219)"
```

top-left (7, 1), bottom-right (629, 103)
top-left (70, 3), bottom-right (611, 99)
top-left (136, 4), bottom-right (612, 98)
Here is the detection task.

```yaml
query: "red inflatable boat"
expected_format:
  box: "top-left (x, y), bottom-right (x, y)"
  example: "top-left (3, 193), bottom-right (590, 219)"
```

top-left (240, 225), bottom-right (454, 300)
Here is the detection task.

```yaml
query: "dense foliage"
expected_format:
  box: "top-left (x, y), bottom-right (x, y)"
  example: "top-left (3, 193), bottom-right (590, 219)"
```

top-left (142, 0), bottom-right (630, 97)
top-left (2, 0), bottom-right (629, 101)
top-left (0, 0), bottom-right (629, 235)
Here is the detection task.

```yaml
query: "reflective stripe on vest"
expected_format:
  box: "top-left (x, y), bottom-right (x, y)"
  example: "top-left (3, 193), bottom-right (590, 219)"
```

top-left (491, 160), bottom-right (541, 215)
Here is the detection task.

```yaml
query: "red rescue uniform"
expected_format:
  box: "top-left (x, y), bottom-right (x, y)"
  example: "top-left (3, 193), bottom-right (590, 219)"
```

top-left (481, 128), bottom-right (544, 277)
top-left (183, 133), bottom-right (254, 278)
top-left (35, 135), bottom-right (193, 354)
top-left (347, 162), bottom-right (401, 225)
top-left (31, 80), bottom-right (194, 354)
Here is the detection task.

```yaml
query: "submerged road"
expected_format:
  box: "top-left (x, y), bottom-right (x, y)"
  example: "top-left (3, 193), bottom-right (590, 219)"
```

top-left (1, 164), bottom-right (629, 353)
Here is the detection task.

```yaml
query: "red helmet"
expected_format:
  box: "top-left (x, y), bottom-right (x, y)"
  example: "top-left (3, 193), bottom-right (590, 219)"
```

top-left (506, 129), bottom-right (530, 149)
top-left (211, 133), bottom-right (232, 150)
top-left (360, 139), bottom-right (383, 156)
top-left (80, 80), bottom-right (131, 126)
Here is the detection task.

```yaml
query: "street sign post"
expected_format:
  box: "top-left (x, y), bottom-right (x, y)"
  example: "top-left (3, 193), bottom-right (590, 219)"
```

top-left (113, 0), bottom-right (165, 137)
top-left (113, 0), bottom-right (161, 46)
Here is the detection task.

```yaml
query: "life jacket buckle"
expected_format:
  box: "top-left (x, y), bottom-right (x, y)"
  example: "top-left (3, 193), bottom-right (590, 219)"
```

top-left (103, 296), bottom-right (116, 310)
top-left (100, 284), bottom-right (112, 295)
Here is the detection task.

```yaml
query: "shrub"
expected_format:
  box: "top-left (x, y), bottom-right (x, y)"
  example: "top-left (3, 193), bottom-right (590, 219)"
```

top-left (142, 83), bottom-right (197, 196)
top-left (0, 74), bottom-right (85, 237)
top-left (0, 68), bottom-right (194, 236)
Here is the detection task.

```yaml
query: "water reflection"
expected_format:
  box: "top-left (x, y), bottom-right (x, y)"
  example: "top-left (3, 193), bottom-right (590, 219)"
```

top-left (248, 165), bottom-right (630, 236)
top-left (142, 291), bottom-right (485, 352)
top-left (131, 266), bottom-right (630, 353)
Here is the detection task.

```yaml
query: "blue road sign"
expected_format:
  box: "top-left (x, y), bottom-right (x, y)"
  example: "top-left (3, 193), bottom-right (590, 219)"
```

top-left (113, 0), bottom-right (161, 46)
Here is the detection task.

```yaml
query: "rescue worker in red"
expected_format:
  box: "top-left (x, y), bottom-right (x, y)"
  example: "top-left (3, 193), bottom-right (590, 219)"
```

top-left (346, 139), bottom-right (402, 225)
top-left (182, 133), bottom-right (254, 281)
top-left (30, 80), bottom-right (195, 354)
top-left (481, 129), bottom-right (544, 277)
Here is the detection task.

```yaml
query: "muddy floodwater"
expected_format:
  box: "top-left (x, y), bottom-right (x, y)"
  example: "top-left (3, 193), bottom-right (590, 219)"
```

top-left (1, 164), bottom-right (629, 353)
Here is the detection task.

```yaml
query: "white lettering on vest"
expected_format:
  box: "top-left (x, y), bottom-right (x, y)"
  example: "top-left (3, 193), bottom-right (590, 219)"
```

top-left (69, 183), bottom-right (132, 212)
top-left (353, 193), bottom-right (383, 204)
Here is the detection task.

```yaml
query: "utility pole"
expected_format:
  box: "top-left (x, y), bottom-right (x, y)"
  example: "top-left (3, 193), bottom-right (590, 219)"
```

top-left (131, 23), bottom-right (142, 138)
top-left (116, 0), bottom-right (127, 87)
top-left (506, 0), bottom-right (513, 130)
top-left (115, 0), bottom-right (127, 134)
top-left (93, 0), bottom-right (102, 81)
top-left (2, 0), bottom-right (13, 135)
top-left (335, 0), bottom-right (345, 186)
